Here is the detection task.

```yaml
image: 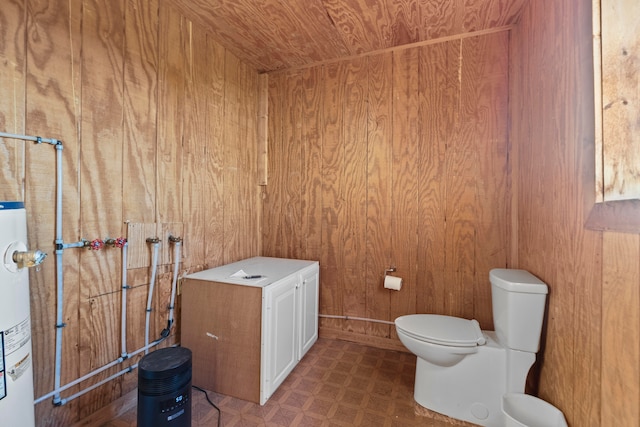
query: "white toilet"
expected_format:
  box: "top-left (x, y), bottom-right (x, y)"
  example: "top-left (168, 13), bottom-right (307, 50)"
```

top-left (395, 269), bottom-right (551, 426)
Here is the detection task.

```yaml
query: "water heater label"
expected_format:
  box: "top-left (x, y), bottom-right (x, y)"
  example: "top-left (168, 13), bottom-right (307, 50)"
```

top-left (8, 352), bottom-right (31, 382)
top-left (4, 316), bottom-right (30, 356)
top-left (0, 332), bottom-right (6, 400)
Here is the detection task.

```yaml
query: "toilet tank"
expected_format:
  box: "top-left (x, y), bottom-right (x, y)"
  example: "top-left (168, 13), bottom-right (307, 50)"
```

top-left (490, 269), bottom-right (548, 353)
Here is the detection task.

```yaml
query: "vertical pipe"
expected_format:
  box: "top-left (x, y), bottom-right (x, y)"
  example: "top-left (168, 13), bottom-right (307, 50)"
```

top-left (167, 241), bottom-right (181, 328)
top-left (145, 242), bottom-right (160, 354)
top-left (53, 142), bottom-right (64, 405)
top-left (120, 242), bottom-right (128, 358)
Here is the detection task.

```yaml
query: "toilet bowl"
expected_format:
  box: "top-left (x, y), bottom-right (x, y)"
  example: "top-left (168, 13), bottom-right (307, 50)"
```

top-left (395, 269), bottom-right (549, 427)
top-left (395, 315), bottom-right (485, 367)
top-left (502, 393), bottom-right (568, 427)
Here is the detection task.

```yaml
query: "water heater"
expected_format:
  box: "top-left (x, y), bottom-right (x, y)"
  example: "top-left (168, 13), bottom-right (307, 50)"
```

top-left (0, 202), bottom-right (42, 427)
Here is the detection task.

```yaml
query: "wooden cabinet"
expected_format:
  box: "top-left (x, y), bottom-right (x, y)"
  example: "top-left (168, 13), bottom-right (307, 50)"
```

top-left (181, 257), bottom-right (319, 404)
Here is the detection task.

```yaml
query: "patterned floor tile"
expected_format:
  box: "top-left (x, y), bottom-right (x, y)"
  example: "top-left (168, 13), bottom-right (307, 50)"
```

top-left (99, 338), bottom-right (479, 426)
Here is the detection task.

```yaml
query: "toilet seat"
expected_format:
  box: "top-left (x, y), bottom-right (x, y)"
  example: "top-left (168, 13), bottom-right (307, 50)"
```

top-left (395, 314), bottom-right (486, 347)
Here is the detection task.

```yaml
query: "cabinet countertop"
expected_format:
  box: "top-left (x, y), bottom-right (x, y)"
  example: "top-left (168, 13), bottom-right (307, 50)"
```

top-left (184, 256), bottom-right (318, 288)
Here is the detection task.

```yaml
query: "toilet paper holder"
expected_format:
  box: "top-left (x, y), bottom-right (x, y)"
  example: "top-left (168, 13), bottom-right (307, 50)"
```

top-left (385, 267), bottom-right (396, 275)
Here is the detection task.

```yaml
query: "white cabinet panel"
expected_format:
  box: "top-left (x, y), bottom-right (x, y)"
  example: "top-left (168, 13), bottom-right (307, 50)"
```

top-left (182, 257), bottom-right (319, 405)
top-left (298, 265), bottom-right (319, 359)
top-left (264, 275), bottom-right (298, 398)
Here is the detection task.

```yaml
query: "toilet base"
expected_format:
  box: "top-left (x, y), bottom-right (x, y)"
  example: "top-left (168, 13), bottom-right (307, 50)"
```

top-left (413, 335), bottom-right (508, 427)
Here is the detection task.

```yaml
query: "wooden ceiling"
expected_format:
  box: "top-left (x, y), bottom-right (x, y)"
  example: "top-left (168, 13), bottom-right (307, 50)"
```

top-left (166, 0), bottom-right (527, 73)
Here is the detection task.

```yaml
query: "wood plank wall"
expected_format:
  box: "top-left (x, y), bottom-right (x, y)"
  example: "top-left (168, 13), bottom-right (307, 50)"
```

top-left (0, 0), bottom-right (260, 425)
top-left (511, 1), bottom-right (640, 426)
top-left (263, 31), bottom-right (511, 350)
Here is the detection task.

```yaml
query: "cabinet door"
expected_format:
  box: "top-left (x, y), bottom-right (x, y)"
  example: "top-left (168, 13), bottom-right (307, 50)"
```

top-left (298, 265), bottom-right (319, 359)
top-left (264, 275), bottom-right (298, 401)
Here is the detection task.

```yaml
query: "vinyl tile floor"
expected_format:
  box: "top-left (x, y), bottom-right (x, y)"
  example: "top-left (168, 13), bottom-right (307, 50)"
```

top-left (102, 338), bottom-right (477, 427)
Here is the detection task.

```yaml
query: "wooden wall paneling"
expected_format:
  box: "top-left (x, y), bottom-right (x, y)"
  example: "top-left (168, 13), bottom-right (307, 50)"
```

top-left (222, 51), bottom-right (259, 264)
top-left (241, 61), bottom-right (260, 258)
top-left (513, 1), bottom-right (610, 425)
top-left (542, 1), bottom-right (587, 414)
top-left (257, 74), bottom-right (268, 186)
top-left (281, 69), bottom-right (304, 259)
top-left (443, 149), bottom-right (476, 319)
top-left (263, 72), bottom-right (285, 257)
top-left (390, 47), bottom-right (419, 325)
top-left (509, 0), bottom-right (542, 278)
top-left (263, 33), bottom-right (513, 345)
top-left (511, 0), bottom-right (565, 410)
top-left (159, 222), bottom-right (183, 266)
top-left (78, 293), bottom-right (124, 419)
top-left (0, 0), bottom-right (26, 200)
top-left (124, 277), bottom-right (148, 353)
top-left (512, 0), bottom-right (557, 285)
top-left (416, 41), bottom-right (455, 315)
top-left (460, 33), bottom-right (510, 327)
top-left (182, 24), bottom-right (206, 269)
top-left (558, 194), bottom-right (603, 424)
top-left (154, 270), bottom-right (175, 345)
top-left (365, 53), bottom-right (393, 337)
top-left (156, 5), bottom-right (185, 225)
top-left (517, 1), bottom-right (579, 417)
top-left (79, 0), bottom-right (125, 296)
top-left (2, 0), bottom-right (266, 423)
top-left (241, 53), bottom-right (260, 262)
top-left (446, 37), bottom-right (480, 320)
top-left (601, 232), bottom-right (640, 425)
top-left (300, 66), bottom-right (323, 262)
top-left (341, 57), bottom-right (368, 334)
top-left (25, 1), bottom-right (83, 425)
top-left (78, 0), bottom-right (126, 414)
top-left (122, 0), bottom-right (158, 224)
top-left (320, 61), bottom-right (346, 330)
top-left (203, 33), bottom-right (226, 269)
top-left (125, 222), bottom-right (157, 269)
top-left (222, 51), bottom-right (241, 263)
top-left (564, 2), bottom-right (603, 422)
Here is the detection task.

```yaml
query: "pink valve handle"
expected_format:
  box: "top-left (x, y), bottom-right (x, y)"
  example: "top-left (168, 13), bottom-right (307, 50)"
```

top-left (88, 239), bottom-right (104, 250)
top-left (104, 237), bottom-right (127, 248)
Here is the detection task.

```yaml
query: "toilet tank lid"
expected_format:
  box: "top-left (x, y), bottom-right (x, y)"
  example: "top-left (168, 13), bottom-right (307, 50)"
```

top-left (490, 269), bottom-right (548, 294)
top-left (395, 314), bottom-right (486, 347)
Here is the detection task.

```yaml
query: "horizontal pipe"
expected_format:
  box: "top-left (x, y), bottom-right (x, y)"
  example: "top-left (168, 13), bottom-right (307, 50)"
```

top-left (35, 357), bottom-right (123, 404)
top-left (319, 314), bottom-right (395, 325)
top-left (58, 364), bottom-right (138, 406)
top-left (34, 338), bottom-right (165, 405)
top-left (60, 240), bottom-right (86, 249)
top-left (0, 131), bottom-right (59, 145)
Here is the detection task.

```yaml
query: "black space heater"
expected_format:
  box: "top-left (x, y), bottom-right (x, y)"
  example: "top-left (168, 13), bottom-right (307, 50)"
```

top-left (137, 347), bottom-right (192, 427)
